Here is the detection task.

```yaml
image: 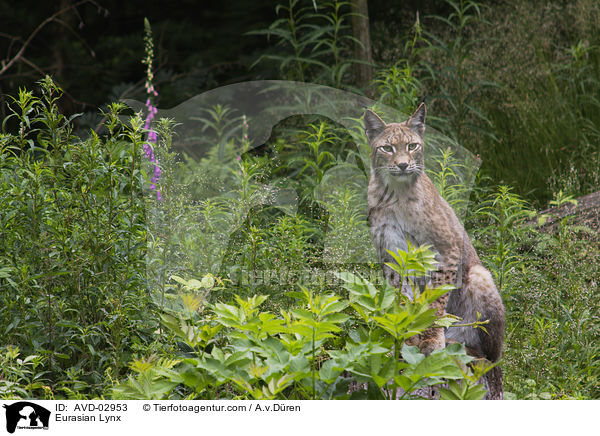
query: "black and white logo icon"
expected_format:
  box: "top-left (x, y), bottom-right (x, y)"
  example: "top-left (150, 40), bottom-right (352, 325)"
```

top-left (3, 402), bottom-right (50, 434)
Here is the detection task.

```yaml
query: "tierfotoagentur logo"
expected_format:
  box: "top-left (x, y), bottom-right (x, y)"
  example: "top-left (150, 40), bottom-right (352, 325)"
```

top-left (3, 402), bottom-right (50, 434)
top-left (123, 80), bottom-right (479, 311)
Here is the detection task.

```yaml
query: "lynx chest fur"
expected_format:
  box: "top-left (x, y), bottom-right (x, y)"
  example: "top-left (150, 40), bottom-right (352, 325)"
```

top-left (363, 104), bottom-right (505, 399)
top-left (368, 173), bottom-right (465, 271)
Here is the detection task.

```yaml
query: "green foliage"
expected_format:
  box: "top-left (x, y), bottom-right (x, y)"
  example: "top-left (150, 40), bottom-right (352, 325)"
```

top-left (420, 0), bottom-right (496, 143)
top-left (467, 183), bottom-right (600, 399)
top-left (144, 109), bottom-right (374, 307)
top-left (500, 224), bottom-right (600, 400)
top-left (111, 356), bottom-right (181, 400)
top-left (370, 0), bottom-right (600, 399)
top-left (438, 360), bottom-right (490, 400)
top-left (0, 78), bottom-right (156, 397)
top-left (0, 346), bottom-right (50, 399)
top-left (487, 27), bottom-right (600, 203)
top-left (113, 245), bottom-right (489, 400)
top-left (426, 146), bottom-right (472, 218)
top-left (457, 0), bottom-right (600, 205)
top-left (295, 121), bottom-right (339, 188)
top-left (469, 186), bottom-right (534, 292)
top-left (4, 2), bottom-right (600, 401)
top-left (248, 0), bottom-right (362, 88)
top-left (374, 61), bottom-right (423, 114)
top-left (375, 0), bottom-right (600, 206)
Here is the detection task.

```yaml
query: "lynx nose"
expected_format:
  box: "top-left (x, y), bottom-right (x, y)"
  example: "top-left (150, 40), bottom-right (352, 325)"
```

top-left (396, 162), bottom-right (408, 171)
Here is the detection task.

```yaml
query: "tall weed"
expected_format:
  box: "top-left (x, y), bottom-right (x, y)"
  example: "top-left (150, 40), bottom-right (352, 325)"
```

top-left (248, 0), bottom-right (361, 88)
top-left (0, 78), bottom-right (155, 397)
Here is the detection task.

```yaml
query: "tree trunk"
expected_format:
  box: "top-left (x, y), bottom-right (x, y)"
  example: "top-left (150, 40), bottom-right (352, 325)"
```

top-left (351, 0), bottom-right (373, 89)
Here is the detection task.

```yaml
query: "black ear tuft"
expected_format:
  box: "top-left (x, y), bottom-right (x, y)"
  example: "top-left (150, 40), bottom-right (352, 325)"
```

top-left (363, 109), bottom-right (387, 144)
top-left (407, 102), bottom-right (426, 137)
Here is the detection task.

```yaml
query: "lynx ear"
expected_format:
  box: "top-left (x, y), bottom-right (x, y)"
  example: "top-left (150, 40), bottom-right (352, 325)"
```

top-left (363, 109), bottom-right (387, 144)
top-left (406, 102), bottom-right (426, 137)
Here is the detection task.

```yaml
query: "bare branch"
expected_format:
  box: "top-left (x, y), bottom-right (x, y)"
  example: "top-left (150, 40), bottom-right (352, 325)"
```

top-left (0, 0), bottom-right (99, 76)
top-left (20, 56), bottom-right (94, 110)
top-left (52, 17), bottom-right (96, 58)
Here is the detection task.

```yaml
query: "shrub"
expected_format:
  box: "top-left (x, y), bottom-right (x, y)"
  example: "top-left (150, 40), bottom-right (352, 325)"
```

top-left (113, 244), bottom-right (492, 400)
top-left (0, 78), bottom-right (155, 398)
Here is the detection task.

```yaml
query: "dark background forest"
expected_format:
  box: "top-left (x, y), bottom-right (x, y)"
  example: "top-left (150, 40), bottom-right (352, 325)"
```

top-left (0, 0), bottom-right (442, 111)
top-left (3, 0), bottom-right (600, 205)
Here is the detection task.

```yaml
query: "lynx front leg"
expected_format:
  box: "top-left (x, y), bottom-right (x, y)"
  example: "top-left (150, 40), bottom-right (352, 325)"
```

top-left (382, 264), bottom-right (402, 289)
top-left (418, 269), bottom-right (455, 355)
top-left (417, 296), bottom-right (448, 355)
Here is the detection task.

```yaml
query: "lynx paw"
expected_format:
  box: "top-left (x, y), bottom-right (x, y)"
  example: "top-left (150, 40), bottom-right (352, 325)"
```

top-left (418, 330), bottom-right (446, 355)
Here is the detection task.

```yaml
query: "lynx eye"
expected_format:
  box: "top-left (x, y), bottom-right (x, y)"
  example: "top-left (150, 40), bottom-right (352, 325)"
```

top-left (407, 143), bottom-right (420, 151)
top-left (379, 145), bottom-right (395, 153)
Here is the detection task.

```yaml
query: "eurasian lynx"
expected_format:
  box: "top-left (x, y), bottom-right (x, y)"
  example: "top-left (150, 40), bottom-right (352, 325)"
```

top-left (364, 104), bottom-right (505, 399)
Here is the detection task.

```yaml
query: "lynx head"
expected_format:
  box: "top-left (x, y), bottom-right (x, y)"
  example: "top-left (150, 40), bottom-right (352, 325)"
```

top-left (363, 103), bottom-right (426, 186)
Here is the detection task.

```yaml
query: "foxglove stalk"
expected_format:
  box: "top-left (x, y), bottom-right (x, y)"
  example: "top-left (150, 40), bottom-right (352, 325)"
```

top-left (142, 18), bottom-right (161, 200)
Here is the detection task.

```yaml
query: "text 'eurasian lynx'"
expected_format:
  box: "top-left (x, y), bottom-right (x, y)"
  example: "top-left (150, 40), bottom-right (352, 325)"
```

top-left (364, 104), bottom-right (505, 399)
